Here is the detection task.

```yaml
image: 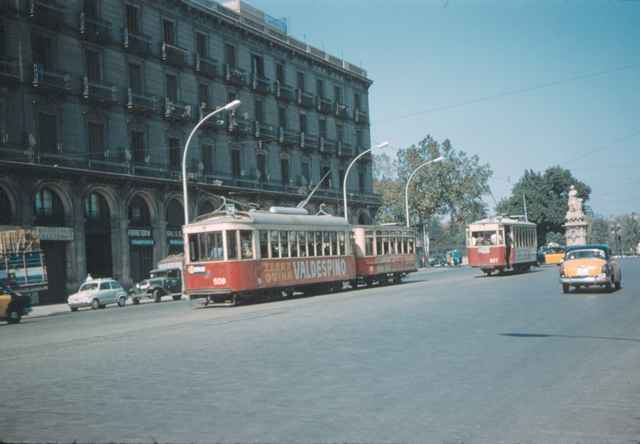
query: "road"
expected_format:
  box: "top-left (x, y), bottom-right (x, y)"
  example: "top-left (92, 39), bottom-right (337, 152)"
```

top-left (2, 261), bottom-right (640, 443)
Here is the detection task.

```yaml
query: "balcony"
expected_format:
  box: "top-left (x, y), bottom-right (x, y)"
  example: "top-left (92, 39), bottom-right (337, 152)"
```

top-left (278, 127), bottom-right (299, 146)
top-left (32, 64), bottom-right (71, 95)
top-left (254, 121), bottom-right (275, 140)
top-left (319, 137), bottom-right (336, 154)
top-left (337, 140), bottom-right (354, 158)
top-left (0, 58), bottom-right (21, 84)
top-left (354, 109), bottom-right (369, 125)
top-left (335, 103), bottom-right (350, 120)
top-left (163, 98), bottom-right (192, 122)
top-left (127, 89), bottom-right (158, 114)
top-left (161, 42), bottom-right (188, 68)
top-left (83, 76), bottom-right (118, 106)
top-left (316, 96), bottom-right (332, 114)
top-left (274, 81), bottom-right (295, 102)
top-left (79, 12), bottom-right (112, 44)
top-left (227, 113), bottom-right (251, 137)
top-left (28, 0), bottom-right (66, 31)
top-left (224, 64), bottom-right (245, 87)
top-left (123, 28), bottom-right (151, 57)
top-left (194, 53), bottom-right (218, 79)
top-left (297, 89), bottom-right (314, 109)
top-left (300, 132), bottom-right (319, 150)
top-left (198, 103), bottom-right (223, 132)
top-left (251, 72), bottom-right (271, 95)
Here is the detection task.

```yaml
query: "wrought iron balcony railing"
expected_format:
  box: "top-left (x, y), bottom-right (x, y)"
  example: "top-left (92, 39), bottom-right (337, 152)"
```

top-left (316, 96), bottom-right (332, 114)
top-left (335, 102), bottom-right (350, 120)
top-left (297, 89), bottom-right (314, 109)
top-left (127, 88), bottom-right (158, 114)
top-left (319, 137), bottom-right (336, 154)
top-left (278, 127), bottom-right (299, 146)
top-left (226, 113), bottom-right (252, 137)
top-left (0, 58), bottom-right (21, 84)
top-left (161, 42), bottom-right (188, 67)
top-left (123, 28), bottom-right (151, 57)
top-left (198, 103), bottom-right (224, 131)
top-left (163, 98), bottom-right (192, 122)
top-left (29, 0), bottom-right (66, 30)
top-left (32, 64), bottom-right (71, 94)
top-left (299, 132), bottom-right (318, 150)
top-left (354, 109), bottom-right (369, 125)
top-left (194, 53), bottom-right (218, 79)
top-left (83, 76), bottom-right (118, 106)
top-left (337, 140), bottom-right (353, 158)
top-left (79, 12), bottom-right (112, 43)
top-left (254, 121), bottom-right (275, 140)
top-left (251, 72), bottom-right (271, 95)
top-left (224, 64), bottom-right (245, 87)
top-left (274, 81), bottom-right (295, 102)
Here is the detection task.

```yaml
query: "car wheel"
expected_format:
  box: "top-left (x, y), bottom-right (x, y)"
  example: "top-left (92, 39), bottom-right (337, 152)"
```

top-left (6, 307), bottom-right (21, 324)
top-left (153, 289), bottom-right (162, 303)
top-left (70, 306), bottom-right (78, 312)
top-left (118, 296), bottom-right (126, 307)
top-left (132, 297), bottom-right (140, 305)
top-left (172, 295), bottom-right (181, 301)
top-left (91, 299), bottom-right (100, 310)
top-left (562, 284), bottom-right (570, 294)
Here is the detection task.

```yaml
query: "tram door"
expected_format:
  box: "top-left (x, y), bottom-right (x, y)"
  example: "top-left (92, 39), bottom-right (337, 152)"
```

top-left (505, 225), bottom-right (512, 268)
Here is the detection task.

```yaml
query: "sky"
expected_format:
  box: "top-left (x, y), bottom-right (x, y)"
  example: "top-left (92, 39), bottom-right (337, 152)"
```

top-left (247, 0), bottom-right (639, 216)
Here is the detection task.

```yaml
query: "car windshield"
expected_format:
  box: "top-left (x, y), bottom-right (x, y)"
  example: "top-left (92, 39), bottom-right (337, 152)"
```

top-left (79, 283), bottom-right (98, 292)
top-left (566, 249), bottom-right (606, 260)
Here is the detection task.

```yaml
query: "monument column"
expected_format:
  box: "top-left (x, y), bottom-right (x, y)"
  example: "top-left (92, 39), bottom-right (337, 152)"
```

top-left (564, 185), bottom-right (588, 246)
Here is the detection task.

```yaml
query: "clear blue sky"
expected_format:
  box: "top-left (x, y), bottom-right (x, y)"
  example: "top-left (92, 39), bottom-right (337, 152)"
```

top-left (248, 0), bottom-right (640, 216)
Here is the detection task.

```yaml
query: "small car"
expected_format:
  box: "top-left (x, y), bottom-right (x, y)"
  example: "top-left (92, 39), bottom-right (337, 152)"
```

top-left (560, 244), bottom-right (621, 293)
top-left (0, 283), bottom-right (32, 324)
top-left (130, 268), bottom-right (182, 304)
top-left (544, 246), bottom-right (565, 265)
top-left (67, 278), bottom-right (128, 311)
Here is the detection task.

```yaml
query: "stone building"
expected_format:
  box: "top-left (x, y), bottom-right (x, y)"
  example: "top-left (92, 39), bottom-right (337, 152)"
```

top-left (0, 0), bottom-right (379, 303)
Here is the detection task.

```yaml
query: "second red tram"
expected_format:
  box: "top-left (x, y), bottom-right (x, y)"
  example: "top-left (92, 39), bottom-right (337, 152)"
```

top-left (466, 216), bottom-right (537, 275)
top-left (183, 207), bottom-right (417, 305)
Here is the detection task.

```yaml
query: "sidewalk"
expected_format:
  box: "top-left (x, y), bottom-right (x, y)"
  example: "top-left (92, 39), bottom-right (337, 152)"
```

top-left (28, 296), bottom-right (161, 319)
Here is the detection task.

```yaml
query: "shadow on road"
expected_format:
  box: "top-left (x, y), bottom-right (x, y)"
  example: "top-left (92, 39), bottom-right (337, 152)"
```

top-left (474, 268), bottom-right (545, 279)
top-left (500, 332), bottom-right (640, 343)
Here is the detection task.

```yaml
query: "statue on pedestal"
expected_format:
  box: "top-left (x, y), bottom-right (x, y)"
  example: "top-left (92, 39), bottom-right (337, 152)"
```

top-left (564, 185), bottom-right (588, 246)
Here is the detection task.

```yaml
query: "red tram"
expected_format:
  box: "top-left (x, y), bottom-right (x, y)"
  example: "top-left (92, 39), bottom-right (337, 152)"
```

top-left (183, 207), bottom-right (417, 305)
top-left (466, 216), bottom-right (537, 275)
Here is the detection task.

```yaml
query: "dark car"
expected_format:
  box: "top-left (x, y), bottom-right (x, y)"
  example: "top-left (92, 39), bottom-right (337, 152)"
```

top-left (130, 268), bottom-right (182, 304)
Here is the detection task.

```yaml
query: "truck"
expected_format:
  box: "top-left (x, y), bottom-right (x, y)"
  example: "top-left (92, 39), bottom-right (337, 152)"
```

top-left (129, 254), bottom-right (183, 304)
top-left (0, 228), bottom-right (48, 323)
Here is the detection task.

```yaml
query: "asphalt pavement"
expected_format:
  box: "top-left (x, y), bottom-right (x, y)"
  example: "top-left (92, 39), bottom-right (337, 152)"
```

top-left (2, 261), bottom-right (640, 443)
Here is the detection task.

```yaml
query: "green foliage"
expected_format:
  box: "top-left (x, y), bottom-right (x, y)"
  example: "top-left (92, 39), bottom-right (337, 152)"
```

top-left (373, 135), bottom-right (493, 226)
top-left (545, 232), bottom-right (564, 245)
top-left (496, 166), bottom-right (591, 245)
top-left (588, 216), bottom-right (610, 244)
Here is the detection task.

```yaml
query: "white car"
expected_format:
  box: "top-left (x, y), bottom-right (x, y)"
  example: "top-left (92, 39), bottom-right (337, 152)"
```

top-left (67, 278), bottom-right (127, 311)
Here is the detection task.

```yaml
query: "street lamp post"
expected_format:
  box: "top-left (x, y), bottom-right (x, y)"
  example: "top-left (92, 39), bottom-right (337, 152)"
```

top-left (404, 156), bottom-right (444, 227)
top-left (342, 141), bottom-right (389, 222)
top-left (182, 99), bottom-right (241, 224)
top-left (612, 223), bottom-right (622, 256)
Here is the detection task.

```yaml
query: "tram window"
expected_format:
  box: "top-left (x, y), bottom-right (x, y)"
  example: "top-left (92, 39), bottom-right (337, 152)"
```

top-left (322, 232), bottom-right (330, 256)
top-left (471, 230), bottom-right (499, 246)
top-left (206, 231), bottom-right (224, 260)
top-left (290, 232), bottom-right (298, 257)
top-left (393, 235), bottom-right (399, 254)
top-left (270, 230), bottom-right (280, 258)
top-left (189, 235), bottom-right (200, 262)
top-left (330, 232), bottom-right (338, 256)
top-left (365, 231), bottom-right (374, 256)
top-left (315, 231), bottom-right (322, 257)
top-left (408, 238), bottom-right (414, 254)
top-left (338, 232), bottom-right (345, 256)
top-left (226, 230), bottom-right (238, 260)
top-left (260, 231), bottom-right (269, 259)
top-left (298, 232), bottom-right (307, 257)
top-left (240, 230), bottom-right (253, 259)
top-left (281, 231), bottom-right (290, 258)
top-left (375, 231), bottom-right (382, 256)
top-left (400, 235), bottom-right (405, 254)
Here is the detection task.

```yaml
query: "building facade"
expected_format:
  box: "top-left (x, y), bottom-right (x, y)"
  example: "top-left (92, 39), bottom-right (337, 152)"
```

top-left (0, 0), bottom-right (379, 303)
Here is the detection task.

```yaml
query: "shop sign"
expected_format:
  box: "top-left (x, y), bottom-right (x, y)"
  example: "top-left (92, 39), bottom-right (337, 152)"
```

top-left (131, 239), bottom-right (154, 246)
top-left (35, 226), bottom-right (74, 242)
top-left (128, 229), bottom-right (152, 238)
top-left (128, 228), bottom-right (153, 246)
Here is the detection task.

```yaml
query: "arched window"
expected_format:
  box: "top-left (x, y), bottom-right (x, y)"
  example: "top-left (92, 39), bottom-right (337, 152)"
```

top-left (166, 200), bottom-right (184, 227)
top-left (34, 188), bottom-right (65, 226)
top-left (84, 192), bottom-right (110, 221)
top-left (0, 187), bottom-right (12, 225)
top-left (128, 195), bottom-right (151, 227)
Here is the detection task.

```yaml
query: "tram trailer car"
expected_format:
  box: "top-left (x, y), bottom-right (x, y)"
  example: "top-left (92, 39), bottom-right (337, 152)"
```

top-left (183, 208), bottom-right (417, 306)
top-left (466, 217), bottom-right (537, 275)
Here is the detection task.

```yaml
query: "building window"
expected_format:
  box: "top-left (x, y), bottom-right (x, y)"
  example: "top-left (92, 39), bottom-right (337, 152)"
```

top-left (198, 83), bottom-right (209, 106)
top-left (281, 158), bottom-right (289, 185)
top-left (356, 129), bottom-right (363, 148)
top-left (88, 122), bottom-right (105, 158)
top-left (296, 72), bottom-right (305, 90)
top-left (276, 62), bottom-right (285, 83)
top-left (354, 93), bottom-right (361, 110)
top-left (257, 153), bottom-right (266, 181)
top-left (196, 32), bottom-right (207, 57)
top-left (32, 34), bottom-right (52, 69)
top-left (278, 107), bottom-right (286, 129)
top-left (339, 169), bottom-right (345, 189)
top-left (83, 0), bottom-right (98, 17)
top-left (86, 49), bottom-right (101, 82)
top-left (166, 74), bottom-right (177, 101)
top-left (359, 169), bottom-right (365, 192)
top-left (251, 54), bottom-right (264, 78)
top-left (319, 119), bottom-right (327, 138)
top-left (128, 63), bottom-right (142, 94)
top-left (334, 86), bottom-right (343, 104)
top-left (38, 113), bottom-right (57, 154)
top-left (34, 188), bottom-right (65, 226)
top-left (125, 4), bottom-right (140, 34)
top-left (169, 137), bottom-right (180, 170)
top-left (299, 114), bottom-right (307, 133)
top-left (321, 166), bottom-right (331, 189)
top-left (162, 19), bottom-right (175, 45)
top-left (130, 130), bottom-right (145, 163)
top-left (0, 188), bottom-right (11, 225)
top-left (201, 144), bottom-right (213, 174)
top-left (128, 196), bottom-right (150, 227)
top-left (316, 79), bottom-right (324, 98)
top-left (84, 192), bottom-right (108, 220)
top-left (336, 124), bottom-right (344, 142)
top-left (254, 99), bottom-right (264, 123)
top-left (225, 43), bottom-right (236, 67)
top-left (0, 22), bottom-right (5, 59)
top-left (302, 161), bottom-right (310, 185)
top-left (231, 149), bottom-right (241, 177)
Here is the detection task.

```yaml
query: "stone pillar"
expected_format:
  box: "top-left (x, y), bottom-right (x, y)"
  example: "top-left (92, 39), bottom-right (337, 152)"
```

top-left (564, 185), bottom-right (588, 246)
top-left (71, 194), bottom-right (87, 290)
top-left (112, 216), bottom-right (130, 286)
top-left (152, 219), bottom-right (167, 265)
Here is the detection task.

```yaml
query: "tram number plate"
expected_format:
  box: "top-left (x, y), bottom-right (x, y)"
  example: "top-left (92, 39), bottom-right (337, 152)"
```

top-left (489, 257), bottom-right (498, 264)
top-left (213, 277), bottom-right (227, 286)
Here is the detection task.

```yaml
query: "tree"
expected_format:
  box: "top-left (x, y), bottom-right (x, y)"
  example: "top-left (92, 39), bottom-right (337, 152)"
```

top-left (588, 216), bottom-right (610, 244)
top-left (497, 166), bottom-right (591, 246)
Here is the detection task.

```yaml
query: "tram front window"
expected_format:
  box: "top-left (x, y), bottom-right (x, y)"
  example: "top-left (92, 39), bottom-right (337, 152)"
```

top-left (240, 230), bottom-right (253, 259)
top-left (471, 230), bottom-right (499, 247)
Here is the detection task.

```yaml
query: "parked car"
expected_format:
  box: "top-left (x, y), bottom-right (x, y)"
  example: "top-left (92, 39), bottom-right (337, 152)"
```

top-left (130, 268), bottom-right (182, 304)
top-left (0, 282), bottom-right (32, 324)
top-left (67, 278), bottom-right (128, 311)
top-left (560, 244), bottom-right (621, 293)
